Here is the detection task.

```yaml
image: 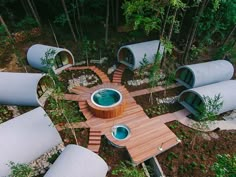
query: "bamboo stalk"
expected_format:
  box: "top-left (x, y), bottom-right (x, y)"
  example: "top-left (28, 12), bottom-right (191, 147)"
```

top-left (49, 20), bottom-right (59, 47)
top-left (0, 15), bottom-right (12, 38)
top-left (105, 0), bottom-right (110, 45)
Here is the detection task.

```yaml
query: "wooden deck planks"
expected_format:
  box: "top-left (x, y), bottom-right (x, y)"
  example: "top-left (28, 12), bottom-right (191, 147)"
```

top-left (65, 82), bottom-right (179, 165)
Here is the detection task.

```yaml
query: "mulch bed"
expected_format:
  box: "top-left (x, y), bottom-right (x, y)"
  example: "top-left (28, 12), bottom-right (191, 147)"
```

top-left (59, 69), bottom-right (102, 93)
top-left (134, 86), bottom-right (185, 117)
top-left (121, 68), bottom-right (152, 92)
top-left (59, 128), bottom-right (89, 147)
top-left (157, 121), bottom-right (236, 177)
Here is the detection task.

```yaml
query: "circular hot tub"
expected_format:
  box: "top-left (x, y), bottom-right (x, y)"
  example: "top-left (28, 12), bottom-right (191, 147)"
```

top-left (91, 88), bottom-right (122, 108)
top-left (112, 124), bottom-right (130, 141)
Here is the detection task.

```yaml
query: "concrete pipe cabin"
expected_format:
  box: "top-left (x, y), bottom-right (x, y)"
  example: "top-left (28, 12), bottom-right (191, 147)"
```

top-left (0, 72), bottom-right (54, 107)
top-left (44, 145), bottom-right (108, 177)
top-left (175, 60), bottom-right (234, 88)
top-left (27, 44), bottom-right (75, 74)
top-left (117, 40), bottom-right (164, 70)
top-left (0, 107), bottom-right (62, 177)
top-left (178, 80), bottom-right (236, 119)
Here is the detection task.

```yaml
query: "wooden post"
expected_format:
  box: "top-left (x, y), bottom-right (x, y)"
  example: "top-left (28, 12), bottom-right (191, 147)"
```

top-left (105, 0), bottom-right (110, 45)
top-left (27, 0), bottom-right (41, 27)
top-left (49, 20), bottom-right (59, 47)
top-left (0, 15), bottom-right (12, 39)
top-left (61, 0), bottom-right (78, 42)
top-left (115, 0), bottom-right (119, 29)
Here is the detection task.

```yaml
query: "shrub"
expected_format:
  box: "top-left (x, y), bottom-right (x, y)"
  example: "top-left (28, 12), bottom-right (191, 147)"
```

top-left (211, 154), bottom-right (236, 177)
top-left (9, 162), bottom-right (34, 177)
top-left (112, 161), bottom-right (146, 177)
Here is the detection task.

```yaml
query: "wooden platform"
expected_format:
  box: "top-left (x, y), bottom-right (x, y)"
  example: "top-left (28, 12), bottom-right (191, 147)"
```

top-left (68, 82), bottom-right (180, 165)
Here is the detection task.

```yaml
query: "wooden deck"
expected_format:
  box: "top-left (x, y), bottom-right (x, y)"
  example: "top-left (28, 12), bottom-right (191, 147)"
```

top-left (68, 82), bottom-right (180, 165)
top-left (129, 84), bottom-right (180, 97)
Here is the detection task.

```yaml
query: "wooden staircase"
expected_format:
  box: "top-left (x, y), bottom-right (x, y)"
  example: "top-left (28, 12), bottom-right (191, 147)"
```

top-left (87, 129), bottom-right (102, 154)
top-left (112, 64), bottom-right (126, 84)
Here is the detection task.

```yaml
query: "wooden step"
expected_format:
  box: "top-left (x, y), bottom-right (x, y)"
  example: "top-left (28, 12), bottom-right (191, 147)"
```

top-left (89, 136), bottom-right (101, 140)
top-left (87, 145), bottom-right (100, 153)
top-left (89, 132), bottom-right (102, 136)
top-left (88, 140), bottom-right (101, 145)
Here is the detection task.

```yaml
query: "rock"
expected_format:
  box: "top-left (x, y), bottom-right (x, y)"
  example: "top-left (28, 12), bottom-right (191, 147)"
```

top-left (201, 133), bottom-right (211, 141)
top-left (107, 65), bottom-right (116, 75)
top-left (40, 169), bottom-right (46, 174)
top-left (42, 162), bottom-right (50, 168)
top-left (223, 110), bottom-right (236, 120)
top-left (209, 132), bottom-right (219, 139)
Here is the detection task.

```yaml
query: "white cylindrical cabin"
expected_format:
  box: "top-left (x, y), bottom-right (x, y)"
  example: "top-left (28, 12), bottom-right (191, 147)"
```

top-left (44, 144), bottom-right (108, 177)
top-left (178, 80), bottom-right (236, 119)
top-left (27, 44), bottom-right (75, 74)
top-left (175, 60), bottom-right (234, 88)
top-left (117, 40), bottom-right (164, 70)
top-left (0, 72), bottom-right (54, 106)
top-left (0, 107), bottom-right (62, 177)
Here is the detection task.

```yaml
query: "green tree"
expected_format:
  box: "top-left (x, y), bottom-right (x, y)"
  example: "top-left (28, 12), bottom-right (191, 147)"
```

top-left (212, 154), bottom-right (236, 177)
top-left (197, 0), bottom-right (236, 47)
top-left (122, 0), bottom-right (164, 35)
top-left (41, 49), bottom-right (80, 144)
top-left (198, 93), bottom-right (223, 121)
top-left (138, 54), bottom-right (149, 79)
top-left (148, 51), bottom-right (162, 104)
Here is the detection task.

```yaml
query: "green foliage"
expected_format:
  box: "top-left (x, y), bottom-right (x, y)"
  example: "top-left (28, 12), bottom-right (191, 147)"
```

top-left (211, 154), bottom-right (236, 177)
top-left (167, 152), bottom-right (179, 161)
top-left (47, 90), bottom-right (83, 124)
top-left (81, 38), bottom-right (98, 60)
top-left (161, 37), bottom-right (174, 55)
top-left (198, 94), bottom-right (223, 121)
top-left (170, 0), bottom-right (186, 9)
top-left (197, 0), bottom-right (236, 46)
top-left (40, 48), bottom-right (60, 86)
top-left (15, 16), bottom-right (38, 31)
top-left (164, 70), bottom-right (175, 88)
top-left (189, 45), bottom-right (203, 61)
top-left (138, 54), bottom-right (149, 78)
top-left (0, 106), bottom-right (11, 124)
top-left (145, 104), bottom-right (169, 117)
top-left (148, 51), bottom-right (162, 89)
top-left (122, 0), bottom-right (164, 35)
top-left (112, 161), bottom-right (146, 177)
top-left (41, 48), bottom-right (57, 69)
top-left (54, 13), bottom-right (68, 26)
top-left (47, 152), bottom-right (60, 164)
top-left (214, 42), bottom-right (236, 63)
top-left (9, 162), bottom-right (34, 177)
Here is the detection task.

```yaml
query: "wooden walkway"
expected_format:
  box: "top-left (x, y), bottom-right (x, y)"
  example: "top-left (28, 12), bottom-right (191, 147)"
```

top-left (112, 64), bottom-right (126, 84)
top-left (66, 66), bottom-right (110, 83)
top-left (129, 84), bottom-right (180, 97)
top-left (66, 82), bottom-right (180, 165)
